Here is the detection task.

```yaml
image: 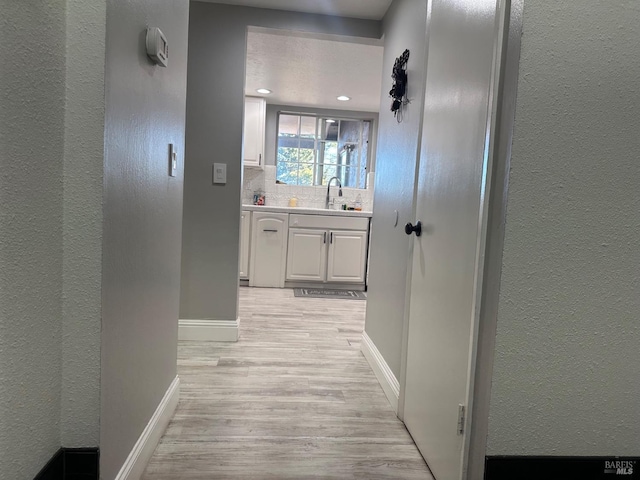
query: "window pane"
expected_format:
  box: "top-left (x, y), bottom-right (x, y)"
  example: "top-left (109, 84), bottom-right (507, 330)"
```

top-left (339, 144), bottom-right (357, 168)
top-left (300, 116), bottom-right (316, 139)
top-left (320, 120), bottom-right (339, 141)
top-left (278, 136), bottom-right (300, 149)
top-left (298, 147), bottom-right (315, 164)
top-left (278, 114), bottom-right (299, 136)
top-left (341, 167), bottom-right (358, 188)
top-left (277, 161), bottom-right (299, 185)
top-left (319, 141), bottom-right (338, 165)
top-left (276, 113), bottom-right (371, 190)
top-left (277, 146), bottom-right (299, 164)
top-left (320, 164), bottom-right (337, 185)
top-left (339, 120), bottom-right (360, 144)
top-left (359, 163), bottom-right (367, 189)
top-left (361, 121), bottom-right (370, 187)
top-left (297, 163), bottom-right (314, 186)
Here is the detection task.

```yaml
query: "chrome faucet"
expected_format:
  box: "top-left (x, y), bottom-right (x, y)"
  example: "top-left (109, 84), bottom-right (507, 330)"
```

top-left (325, 176), bottom-right (343, 209)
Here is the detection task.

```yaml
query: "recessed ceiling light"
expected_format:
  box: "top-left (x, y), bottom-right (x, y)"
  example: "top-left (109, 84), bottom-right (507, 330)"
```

top-left (337, 95), bottom-right (350, 101)
top-left (326, 119), bottom-right (336, 123)
top-left (256, 88), bottom-right (272, 94)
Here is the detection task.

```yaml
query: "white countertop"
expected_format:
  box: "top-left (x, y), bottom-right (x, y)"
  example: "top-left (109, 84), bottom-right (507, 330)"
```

top-left (242, 204), bottom-right (373, 218)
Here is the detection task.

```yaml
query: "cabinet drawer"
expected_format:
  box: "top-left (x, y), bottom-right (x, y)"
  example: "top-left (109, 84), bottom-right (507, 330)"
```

top-left (289, 214), bottom-right (369, 231)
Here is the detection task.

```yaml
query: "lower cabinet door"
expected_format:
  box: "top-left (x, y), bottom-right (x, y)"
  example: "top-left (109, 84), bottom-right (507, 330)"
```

top-left (239, 211), bottom-right (250, 279)
top-left (326, 230), bottom-right (368, 283)
top-left (249, 212), bottom-right (289, 288)
top-left (286, 228), bottom-right (327, 281)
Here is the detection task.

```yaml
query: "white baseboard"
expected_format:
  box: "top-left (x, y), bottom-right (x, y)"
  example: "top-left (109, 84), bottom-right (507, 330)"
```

top-left (114, 375), bottom-right (180, 480)
top-left (178, 318), bottom-right (239, 342)
top-left (360, 331), bottom-right (400, 413)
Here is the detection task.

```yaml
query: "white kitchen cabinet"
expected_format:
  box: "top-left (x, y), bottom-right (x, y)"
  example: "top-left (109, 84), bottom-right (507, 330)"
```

top-left (285, 215), bottom-right (369, 286)
top-left (243, 96), bottom-right (265, 168)
top-left (326, 230), bottom-right (368, 283)
top-left (239, 211), bottom-right (251, 280)
top-left (286, 228), bottom-right (327, 282)
top-left (249, 212), bottom-right (289, 287)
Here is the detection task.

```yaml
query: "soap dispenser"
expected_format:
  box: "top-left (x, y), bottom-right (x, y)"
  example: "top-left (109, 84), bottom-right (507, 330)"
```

top-left (354, 194), bottom-right (362, 211)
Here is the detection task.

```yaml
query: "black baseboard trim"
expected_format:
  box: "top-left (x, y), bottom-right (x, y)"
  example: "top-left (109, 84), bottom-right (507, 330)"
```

top-left (34, 448), bottom-right (99, 480)
top-left (486, 456), bottom-right (639, 480)
top-left (33, 449), bottom-right (63, 480)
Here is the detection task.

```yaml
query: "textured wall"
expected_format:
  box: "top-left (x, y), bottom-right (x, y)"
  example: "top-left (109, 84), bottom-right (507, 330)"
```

top-left (181, 3), bottom-right (381, 321)
top-left (61, 0), bottom-right (106, 447)
top-left (364, 0), bottom-right (427, 378)
top-left (0, 1), bottom-right (65, 478)
top-left (488, 1), bottom-right (640, 455)
top-left (100, 0), bottom-right (189, 478)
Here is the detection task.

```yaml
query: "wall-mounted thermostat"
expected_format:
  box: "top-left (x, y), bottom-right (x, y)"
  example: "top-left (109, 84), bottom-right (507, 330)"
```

top-left (146, 27), bottom-right (168, 67)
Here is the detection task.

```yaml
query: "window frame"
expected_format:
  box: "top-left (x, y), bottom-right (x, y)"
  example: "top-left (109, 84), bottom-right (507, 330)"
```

top-left (275, 111), bottom-right (374, 189)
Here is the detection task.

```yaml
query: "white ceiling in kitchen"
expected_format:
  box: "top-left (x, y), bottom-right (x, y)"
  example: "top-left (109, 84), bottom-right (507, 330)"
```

top-left (199, 0), bottom-right (393, 20)
top-left (246, 30), bottom-right (384, 112)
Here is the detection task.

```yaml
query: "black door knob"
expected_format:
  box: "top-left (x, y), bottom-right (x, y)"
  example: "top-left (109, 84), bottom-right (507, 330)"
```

top-left (405, 221), bottom-right (422, 237)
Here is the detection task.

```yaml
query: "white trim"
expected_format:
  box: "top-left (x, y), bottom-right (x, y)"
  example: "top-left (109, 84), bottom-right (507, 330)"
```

top-left (360, 331), bottom-right (400, 413)
top-left (114, 376), bottom-right (180, 480)
top-left (178, 318), bottom-right (239, 342)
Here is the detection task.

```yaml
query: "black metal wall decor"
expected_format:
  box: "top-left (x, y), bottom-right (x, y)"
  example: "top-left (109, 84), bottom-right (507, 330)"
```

top-left (389, 49), bottom-right (410, 122)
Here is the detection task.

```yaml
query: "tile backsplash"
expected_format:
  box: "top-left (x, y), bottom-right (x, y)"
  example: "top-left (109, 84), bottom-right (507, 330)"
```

top-left (243, 166), bottom-right (374, 211)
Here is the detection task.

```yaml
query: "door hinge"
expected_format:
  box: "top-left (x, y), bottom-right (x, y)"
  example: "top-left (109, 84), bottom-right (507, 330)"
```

top-left (457, 404), bottom-right (466, 435)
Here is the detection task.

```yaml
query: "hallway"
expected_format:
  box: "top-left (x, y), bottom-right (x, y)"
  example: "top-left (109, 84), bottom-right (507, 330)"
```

top-left (143, 287), bottom-right (432, 479)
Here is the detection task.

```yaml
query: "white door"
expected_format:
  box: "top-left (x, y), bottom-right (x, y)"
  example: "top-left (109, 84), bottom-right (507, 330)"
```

top-left (402, 1), bottom-right (502, 479)
top-left (243, 96), bottom-right (265, 168)
top-left (326, 230), bottom-right (367, 283)
top-left (286, 228), bottom-right (327, 281)
top-left (249, 213), bottom-right (288, 288)
top-left (239, 211), bottom-right (250, 279)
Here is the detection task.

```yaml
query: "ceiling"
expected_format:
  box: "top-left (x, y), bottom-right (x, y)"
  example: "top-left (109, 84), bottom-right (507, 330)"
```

top-left (200, 0), bottom-right (393, 20)
top-left (246, 31), bottom-right (384, 112)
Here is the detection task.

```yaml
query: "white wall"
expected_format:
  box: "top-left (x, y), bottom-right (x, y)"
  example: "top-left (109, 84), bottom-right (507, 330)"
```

top-left (0, 1), bottom-right (66, 478)
top-left (364, 0), bottom-right (427, 378)
top-left (181, 3), bottom-right (381, 322)
top-left (100, 0), bottom-right (189, 477)
top-left (488, 1), bottom-right (640, 456)
top-left (61, 0), bottom-right (105, 447)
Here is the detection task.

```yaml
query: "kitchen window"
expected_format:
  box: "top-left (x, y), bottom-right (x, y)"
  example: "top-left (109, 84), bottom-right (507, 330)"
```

top-left (276, 113), bottom-right (372, 189)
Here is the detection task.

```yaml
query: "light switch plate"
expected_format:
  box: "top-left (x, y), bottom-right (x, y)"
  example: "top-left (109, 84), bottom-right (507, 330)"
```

top-left (213, 163), bottom-right (227, 184)
top-left (168, 143), bottom-right (177, 177)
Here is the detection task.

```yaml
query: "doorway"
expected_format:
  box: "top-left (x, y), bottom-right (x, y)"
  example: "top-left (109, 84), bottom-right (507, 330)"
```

top-left (397, 1), bottom-right (519, 479)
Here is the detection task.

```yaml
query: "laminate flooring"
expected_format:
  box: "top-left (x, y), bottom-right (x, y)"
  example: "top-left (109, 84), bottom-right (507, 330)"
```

top-left (142, 287), bottom-right (433, 480)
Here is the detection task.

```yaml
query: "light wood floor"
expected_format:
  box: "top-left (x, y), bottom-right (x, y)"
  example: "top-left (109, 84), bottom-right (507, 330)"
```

top-left (143, 287), bottom-right (432, 479)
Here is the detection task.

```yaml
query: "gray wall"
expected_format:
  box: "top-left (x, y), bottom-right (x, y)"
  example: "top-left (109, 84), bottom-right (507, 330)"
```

top-left (364, 0), bottom-right (427, 378)
top-left (100, 0), bottom-right (189, 478)
top-left (61, 0), bottom-right (105, 447)
top-left (181, 2), bottom-right (381, 321)
top-left (264, 104), bottom-right (379, 167)
top-left (488, 1), bottom-right (640, 456)
top-left (0, 2), bottom-right (66, 477)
